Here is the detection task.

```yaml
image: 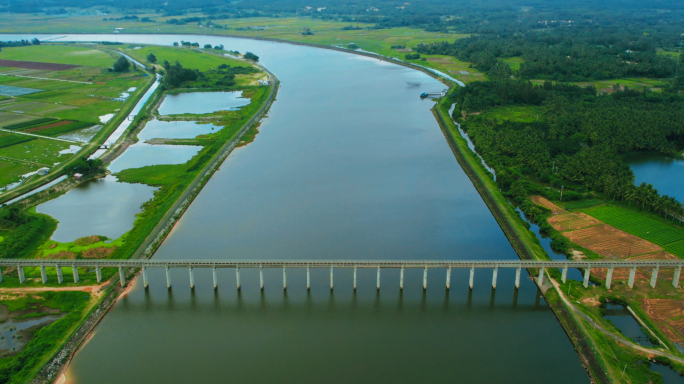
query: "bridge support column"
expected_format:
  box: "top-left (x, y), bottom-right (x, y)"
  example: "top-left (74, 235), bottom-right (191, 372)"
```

top-left (561, 266), bottom-right (568, 284)
top-left (259, 266), bottom-right (263, 290)
top-left (491, 266), bottom-right (498, 290)
top-left (330, 266), bottom-right (333, 290)
top-left (40, 266), bottom-right (47, 284)
top-left (605, 267), bottom-right (613, 289)
top-left (400, 266), bottom-right (404, 290)
top-left (469, 266), bottom-right (474, 290)
top-left (583, 267), bottom-right (591, 288)
top-left (17, 266), bottom-right (25, 284)
top-left (307, 266), bottom-right (310, 290)
top-left (143, 266), bottom-right (148, 289)
top-left (236, 267), bottom-right (241, 290)
top-left (283, 267), bottom-right (287, 290)
top-left (537, 267), bottom-right (545, 287)
top-left (56, 266), bottom-right (63, 284)
top-left (96, 266), bottom-right (102, 283)
top-left (213, 267), bottom-right (218, 290)
top-left (353, 267), bottom-right (357, 290)
top-left (72, 266), bottom-right (79, 283)
top-left (189, 267), bottom-right (194, 290)
top-left (628, 267), bottom-right (636, 288)
top-left (423, 267), bottom-right (427, 290)
top-left (650, 266), bottom-right (659, 288)
top-left (515, 267), bottom-right (521, 289)
top-left (378, 267), bottom-right (381, 290)
top-left (119, 266), bottom-right (126, 287)
top-left (446, 266), bottom-right (451, 290)
top-left (673, 266), bottom-right (681, 289)
top-left (166, 266), bottom-right (172, 289)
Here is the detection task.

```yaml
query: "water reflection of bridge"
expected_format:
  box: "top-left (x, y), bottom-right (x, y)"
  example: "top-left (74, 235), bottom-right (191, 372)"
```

top-left (2, 259), bottom-right (681, 291)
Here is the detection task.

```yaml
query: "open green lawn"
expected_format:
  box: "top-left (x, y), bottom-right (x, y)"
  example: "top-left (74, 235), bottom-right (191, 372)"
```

top-left (0, 138), bottom-right (79, 166)
top-left (487, 105), bottom-right (543, 123)
top-left (0, 45), bottom-right (116, 67)
top-left (121, 45), bottom-right (250, 71)
top-left (530, 77), bottom-right (669, 92)
top-left (502, 56), bottom-right (525, 70)
top-left (583, 205), bottom-right (684, 250)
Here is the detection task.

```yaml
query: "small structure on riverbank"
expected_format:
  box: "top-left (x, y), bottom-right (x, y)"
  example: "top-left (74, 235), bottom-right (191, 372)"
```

top-left (73, 173), bottom-right (83, 181)
top-left (37, 167), bottom-right (49, 175)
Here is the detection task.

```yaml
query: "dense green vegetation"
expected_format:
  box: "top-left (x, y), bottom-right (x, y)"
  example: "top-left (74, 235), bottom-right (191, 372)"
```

top-left (451, 80), bottom-right (684, 222)
top-left (0, 207), bottom-right (57, 259)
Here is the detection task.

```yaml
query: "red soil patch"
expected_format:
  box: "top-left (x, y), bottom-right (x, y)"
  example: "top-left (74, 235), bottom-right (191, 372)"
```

top-left (564, 224), bottom-right (662, 258)
top-left (82, 247), bottom-right (115, 259)
top-left (74, 236), bottom-right (100, 246)
top-left (641, 299), bottom-right (684, 343)
top-left (592, 252), bottom-right (678, 282)
top-left (396, 48), bottom-right (411, 52)
top-left (0, 59), bottom-right (80, 71)
top-left (39, 251), bottom-right (76, 259)
top-left (531, 196), bottom-right (566, 214)
top-left (548, 212), bottom-right (601, 231)
top-left (426, 58), bottom-right (451, 62)
top-left (25, 120), bottom-right (72, 133)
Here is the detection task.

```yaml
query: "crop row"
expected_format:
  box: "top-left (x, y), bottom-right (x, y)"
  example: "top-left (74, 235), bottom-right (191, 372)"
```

top-left (584, 206), bottom-right (684, 246)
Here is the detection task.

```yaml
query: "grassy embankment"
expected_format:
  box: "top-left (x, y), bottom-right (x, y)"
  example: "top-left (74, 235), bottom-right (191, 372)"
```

top-left (0, 43), bottom-right (155, 202)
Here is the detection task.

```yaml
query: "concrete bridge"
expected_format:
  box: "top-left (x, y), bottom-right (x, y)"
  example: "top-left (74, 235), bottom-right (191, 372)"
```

top-left (0, 259), bottom-right (681, 291)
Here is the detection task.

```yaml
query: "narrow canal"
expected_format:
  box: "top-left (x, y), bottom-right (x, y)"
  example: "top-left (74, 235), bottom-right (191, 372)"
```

top-left (6, 34), bottom-right (589, 383)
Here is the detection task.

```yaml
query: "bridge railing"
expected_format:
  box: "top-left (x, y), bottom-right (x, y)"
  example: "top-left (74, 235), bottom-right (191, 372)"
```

top-left (0, 259), bottom-right (680, 291)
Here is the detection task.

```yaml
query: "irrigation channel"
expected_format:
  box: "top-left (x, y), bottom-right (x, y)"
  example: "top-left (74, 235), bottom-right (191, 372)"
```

top-left (5, 34), bottom-right (590, 383)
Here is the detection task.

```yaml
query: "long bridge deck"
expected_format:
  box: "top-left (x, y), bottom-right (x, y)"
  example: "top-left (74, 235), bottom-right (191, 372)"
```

top-left (1, 259), bottom-right (681, 291)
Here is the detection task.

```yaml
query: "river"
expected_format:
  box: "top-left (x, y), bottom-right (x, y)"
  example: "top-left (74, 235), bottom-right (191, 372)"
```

top-left (4, 34), bottom-right (589, 383)
top-left (623, 151), bottom-right (684, 201)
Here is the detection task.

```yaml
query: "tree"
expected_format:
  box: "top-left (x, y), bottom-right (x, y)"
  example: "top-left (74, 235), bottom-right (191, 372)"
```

top-left (214, 45), bottom-right (224, 50)
top-left (113, 56), bottom-right (131, 72)
top-left (31, 38), bottom-right (40, 45)
top-left (204, 44), bottom-right (212, 49)
top-left (147, 53), bottom-right (157, 63)
top-left (244, 52), bottom-right (259, 61)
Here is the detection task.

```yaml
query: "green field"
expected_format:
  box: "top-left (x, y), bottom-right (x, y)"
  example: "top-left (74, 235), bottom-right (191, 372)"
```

top-left (502, 57), bottom-right (525, 71)
top-left (121, 45), bottom-right (250, 71)
top-left (583, 205), bottom-right (684, 248)
top-left (0, 45), bottom-right (116, 67)
top-left (487, 105), bottom-right (543, 123)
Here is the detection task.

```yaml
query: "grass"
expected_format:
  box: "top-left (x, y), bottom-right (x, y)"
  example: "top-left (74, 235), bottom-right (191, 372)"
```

top-left (487, 105), bottom-right (543, 123)
top-left (530, 77), bottom-right (669, 92)
top-left (0, 138), bottom-right (79, 166)
top-left (583, 205), bottom-right (684, 250)
top-left (121, 45), bottom-right (250, 71)
top-left (501, 56), bottom-right (525, 71)
top-left (0, 45), bottom-right (116, 68)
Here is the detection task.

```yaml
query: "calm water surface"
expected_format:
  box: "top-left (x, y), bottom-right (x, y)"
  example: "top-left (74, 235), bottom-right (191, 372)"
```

top-left (623, 152), bottom-right (684, 201)
top-left (137, 119), bottom-right (222, 140)
top-left (108, 142), bottom-right (201, 173)
top-left (36, 175), bottom-right (156, 242)
top-left (158, 91), bottom-right (250, 115)
top-left (8, 34), bottom-right (588, 383)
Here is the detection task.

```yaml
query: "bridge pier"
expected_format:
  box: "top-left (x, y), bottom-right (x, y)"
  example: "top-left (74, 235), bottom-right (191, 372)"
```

top-left (189, 267), bottom-right (194, 290)
top-left (561, 266), bottom-right (567, 284)
top-left (583, 267), bottom-right (591, 288)
top-left (605, 267), bottom-right (613, 289)
top-left (236, 267), bottom-right (241, 290)
top-left (400, 266), bottom-right (404, 290)
top-left (469, 266), bottom-right (474, 290)
top-left (515, 267), bottom-right (521, 289)
top-left (446, 266), bottom-right (451, 290)
top-left (650, 266), bottom-right (659, 288)
top-left (353, 266), bottom-right (357, 290)
top-left (72, 266), bottom-right (79, 283)
top-left (40, 266), bottom-right (47, 284)
top-left (423, 267), bottom-right (427, 290)
top-left (283, 267), bottom-right (287, 290)
top-left (378, 267), bottom-right (381, 290)
top-left (536, 267), bottom-right (545, 287)
top-left (330, 266), bottom-right (333, 290)
top-left (492, 266), bottom-right (498, 290)
top-left (96, 266), bottom-right (102, 283)
top-left (628, 266), bottom-right (636, 288)
top-left (673, 266), bottom-right (681, 288)
top-left (259, 266), bottom-right (263, 290)
top-left (17, 266), bottom-right (25, 284)
top-left (119, 266), bottom-right (126, 287)
top-left (143, 266), bottom-right (148, 289)
top-left (307, 266), bottom-right (310, 290)
top-left (166, 266), bottom-right (172, 289)
top-left (56, 266), bottom-right (63, 284)
top-left (213, 267), bottom-right (218, 290)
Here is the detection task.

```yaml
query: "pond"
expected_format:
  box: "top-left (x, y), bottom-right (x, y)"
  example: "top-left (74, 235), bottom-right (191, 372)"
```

top-left (0, 314), bottom-right (63, 353)
top-left (603, 303), bottom-right (655, 347)
top-left (137, 120), bottom-right (223, 141)
top-left (158, 91), bottom-right (250, 115)
top-left (36, 175), bottom-right (157, 242)
top-left (108, 142), bottom-right (202, 173)
top-left (623, 152), bottom-right (684, 201)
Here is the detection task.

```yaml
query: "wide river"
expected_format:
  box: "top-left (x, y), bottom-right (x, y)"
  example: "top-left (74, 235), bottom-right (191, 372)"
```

top-left (8, 34), bottom-right (588, 383)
